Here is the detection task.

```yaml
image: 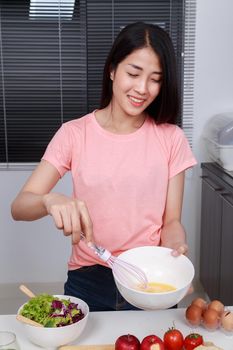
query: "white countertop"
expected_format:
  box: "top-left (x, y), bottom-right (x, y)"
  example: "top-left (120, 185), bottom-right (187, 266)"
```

top-left (1, 308), bottom-right (233, 349)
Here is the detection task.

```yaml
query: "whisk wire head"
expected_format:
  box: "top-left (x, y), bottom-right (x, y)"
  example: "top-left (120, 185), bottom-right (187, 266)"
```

top-left (110, 256), bottom-right (148, 288)
top-left (81, 232), bottom-right (148, 289)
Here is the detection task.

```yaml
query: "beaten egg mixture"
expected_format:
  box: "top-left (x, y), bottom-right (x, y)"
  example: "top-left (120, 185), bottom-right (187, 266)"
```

top-left (137, 282), bottom-right (176, 293)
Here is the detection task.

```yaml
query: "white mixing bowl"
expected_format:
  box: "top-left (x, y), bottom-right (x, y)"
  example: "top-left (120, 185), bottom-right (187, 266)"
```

top-left (17, 295), bottom-right (89, 349)
top-left (113, 246), bottom-right (195, 310)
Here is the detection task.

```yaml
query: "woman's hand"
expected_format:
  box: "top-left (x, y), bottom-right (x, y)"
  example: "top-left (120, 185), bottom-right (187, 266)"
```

top-left (161, 239), bottom-right (189, 256)
top-left (43, 192), bottom-right (93, 245)
top-left (11, 161), bottom-right (94, 245)
top-left (160, 225), bottom-right (193, 295)
top-left (170, 241), bottom-right (189, 256)
top-left (160, 219), bottom-right (188, 255)
top-left (160, 172), bottom-right (188, 256)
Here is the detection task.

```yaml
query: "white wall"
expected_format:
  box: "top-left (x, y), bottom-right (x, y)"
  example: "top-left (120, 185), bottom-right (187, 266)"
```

top-left (0, 171), bottom-right (71, 284)
top-left (1, 0), bottom-right (233, 286)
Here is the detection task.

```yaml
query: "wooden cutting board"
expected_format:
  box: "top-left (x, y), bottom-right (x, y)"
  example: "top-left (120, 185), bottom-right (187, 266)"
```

top-left (59, 345), bottom-right (114, 350)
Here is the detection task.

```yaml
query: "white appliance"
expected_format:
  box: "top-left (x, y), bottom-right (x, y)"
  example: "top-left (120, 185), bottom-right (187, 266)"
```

top-left (203, 113), bottom-right (233, 171)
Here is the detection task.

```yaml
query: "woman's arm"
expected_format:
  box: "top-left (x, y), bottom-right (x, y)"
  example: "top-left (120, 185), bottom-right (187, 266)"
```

top-left (11, 160), bottom-right (60, 221)
top-left (11, 160), bottom-right (93, 244)
top-left (160, 171), bottom-right (188, 256)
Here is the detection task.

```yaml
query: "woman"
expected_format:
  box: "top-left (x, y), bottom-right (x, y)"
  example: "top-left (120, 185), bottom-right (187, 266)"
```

top-left (11, 22), bottom-right (197, 311)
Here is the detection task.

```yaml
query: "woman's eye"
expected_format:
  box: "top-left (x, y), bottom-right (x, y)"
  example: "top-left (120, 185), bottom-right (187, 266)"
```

top-left (152, 78), bottom-right (162, 84)
top-left (127, 73), bottom-right (138, 77)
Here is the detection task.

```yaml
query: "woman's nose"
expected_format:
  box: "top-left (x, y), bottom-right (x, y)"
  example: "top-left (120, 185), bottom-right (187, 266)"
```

top-left (134, 79), bottom-right (148, 95)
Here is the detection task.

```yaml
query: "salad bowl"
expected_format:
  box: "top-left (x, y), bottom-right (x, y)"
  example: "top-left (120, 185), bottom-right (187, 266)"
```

top-left (17, 294), bottom-right (89, 349)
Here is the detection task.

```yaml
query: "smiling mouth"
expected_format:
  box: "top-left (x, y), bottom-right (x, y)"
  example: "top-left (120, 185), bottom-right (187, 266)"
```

top-left (128, 96), bottom-right (145, 106)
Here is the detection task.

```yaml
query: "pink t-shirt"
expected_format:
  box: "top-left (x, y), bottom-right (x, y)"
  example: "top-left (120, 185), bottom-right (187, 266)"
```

top-left (42, 111), bottom-right (197, 270)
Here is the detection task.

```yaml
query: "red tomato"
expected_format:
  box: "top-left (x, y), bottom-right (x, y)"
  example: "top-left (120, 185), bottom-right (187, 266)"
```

top-left (163, 328), bottom-right (184, 350)
top-left (184, 333), bottom-right (203, 350)
top-left (141, 334), bottom-right (165, 350)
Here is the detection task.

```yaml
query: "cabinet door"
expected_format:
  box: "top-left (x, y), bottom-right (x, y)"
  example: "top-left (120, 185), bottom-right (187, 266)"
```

top-left (219, 193), bottom-right (233, 304)
top-left (200, 177), bottom-right (222, 299)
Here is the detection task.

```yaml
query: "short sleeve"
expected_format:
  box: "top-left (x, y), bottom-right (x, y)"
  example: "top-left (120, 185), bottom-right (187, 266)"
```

top-left (168, 126), bottom-right (197, 178)
top-left (42, 124), bottom-right (72, 177)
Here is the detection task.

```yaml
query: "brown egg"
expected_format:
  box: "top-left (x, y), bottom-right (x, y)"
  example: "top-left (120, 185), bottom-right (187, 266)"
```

top-left (191, 297), bottom-right (207, 312)
top-left (203, 308), bottom-right (220, 330)
top-left (208, 299), bottom-right (225, 316)
top-left (221, 311), bottom-right (233, 331)
top-left (185, 304), bottom-right (203, 326)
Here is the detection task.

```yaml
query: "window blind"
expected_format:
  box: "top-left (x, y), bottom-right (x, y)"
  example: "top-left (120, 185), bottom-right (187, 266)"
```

top-left (182, 0), bottom-right (196, 147)
top-left (0, 0), bottom-right (196, 167)
top-left (0, 0), bottom-right (87, 165)
top-left (86, 0), bottom-right (183, 115)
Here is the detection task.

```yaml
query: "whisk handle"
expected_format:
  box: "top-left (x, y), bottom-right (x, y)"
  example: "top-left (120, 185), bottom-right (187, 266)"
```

top-left (95, 248), bottom-right (111, 262)
top-left (80, 232), bottom-right (111, 262)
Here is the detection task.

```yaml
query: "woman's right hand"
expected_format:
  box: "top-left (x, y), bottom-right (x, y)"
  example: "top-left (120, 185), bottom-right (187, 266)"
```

top-left (43, 192), bottom-right (93, 245)
top-left (11, 160), bottom-right (93, 244)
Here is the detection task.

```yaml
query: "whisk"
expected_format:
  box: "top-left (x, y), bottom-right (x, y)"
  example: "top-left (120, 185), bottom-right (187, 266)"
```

top-left (80, 233), bottom-right (148, 289)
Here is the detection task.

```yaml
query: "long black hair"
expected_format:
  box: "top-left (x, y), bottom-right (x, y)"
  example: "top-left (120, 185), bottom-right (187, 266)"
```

top-left (100, 22), bottom-right (179, 124)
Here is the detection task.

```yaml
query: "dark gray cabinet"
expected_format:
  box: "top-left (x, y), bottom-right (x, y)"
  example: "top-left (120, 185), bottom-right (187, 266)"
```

top-left (200, 163), bottom-right (233, 304)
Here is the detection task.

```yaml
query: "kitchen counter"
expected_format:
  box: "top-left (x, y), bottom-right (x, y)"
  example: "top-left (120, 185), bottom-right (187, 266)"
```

top-left (1, 308), bottom-right (233, 349)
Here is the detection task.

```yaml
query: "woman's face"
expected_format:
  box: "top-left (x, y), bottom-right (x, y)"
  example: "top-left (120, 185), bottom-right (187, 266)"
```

top-left (110, 46), bottom-right (162, 118)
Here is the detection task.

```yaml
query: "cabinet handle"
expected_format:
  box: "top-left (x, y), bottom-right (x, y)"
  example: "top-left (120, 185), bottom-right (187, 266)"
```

top-left (201, 176), bottom-right (222, 191)
top-left (220, 192), bottom-right (233, 206)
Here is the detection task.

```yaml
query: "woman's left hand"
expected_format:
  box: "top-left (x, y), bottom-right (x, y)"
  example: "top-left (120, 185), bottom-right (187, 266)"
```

top-left (168, 241), bottom-right (193, 295)
top-left (171, 242), bottom-right (189, 256)
top-left (160, 219), bottom-right (188, 256)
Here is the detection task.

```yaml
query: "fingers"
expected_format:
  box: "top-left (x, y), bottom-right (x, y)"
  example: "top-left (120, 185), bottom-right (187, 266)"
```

top-left (48, 195), bottom-right (93, 245)
top-left (61, 205), bottom-right (73, 235)
top-left (50, 206), bottom-right (64, 230)
top-left (69, 200), bottom-right (82, 244)
top-left (50, 203), bottom-right (74, 236)
top-left (184, 283), bottom-right (194, 296)
top-left (77, 201), bottom-right (93, 244)
top-left (188, 283), bottom-right (194, 294)
top-left (171, 243), bottom-right (189, 257)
